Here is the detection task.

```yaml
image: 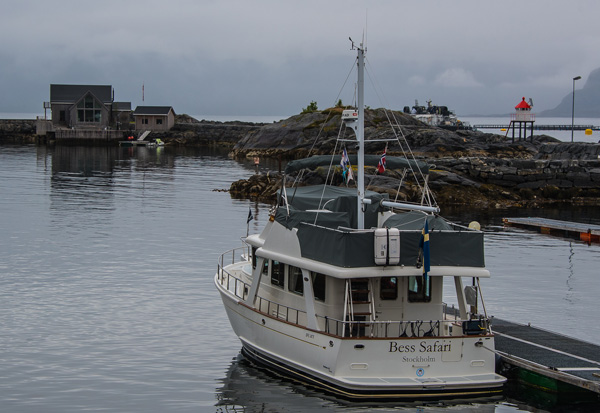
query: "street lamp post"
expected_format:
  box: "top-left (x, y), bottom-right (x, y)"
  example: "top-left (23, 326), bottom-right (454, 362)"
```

top-left (571, 75), bottom-right (581, 143)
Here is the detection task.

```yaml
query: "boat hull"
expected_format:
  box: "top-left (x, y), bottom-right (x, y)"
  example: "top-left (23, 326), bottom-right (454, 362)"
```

top-left (216, 273), bottom-right (505, 400)
top-left (240, 342), bottom-right (502, 400)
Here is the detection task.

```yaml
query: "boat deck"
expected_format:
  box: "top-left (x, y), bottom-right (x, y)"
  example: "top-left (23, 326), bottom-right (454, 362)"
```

top-left (503, 217), bottom-right (600, 243)
top-left (493, 318), bottom-right (600, 394)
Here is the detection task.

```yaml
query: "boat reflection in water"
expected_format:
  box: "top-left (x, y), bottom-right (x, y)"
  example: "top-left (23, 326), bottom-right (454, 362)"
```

top-left (215, 353), bottom-right (501, 412)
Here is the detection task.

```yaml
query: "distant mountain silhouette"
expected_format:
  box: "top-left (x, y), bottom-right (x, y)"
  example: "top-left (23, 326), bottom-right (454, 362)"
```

top-left (538, 68), bottom-right (600, 117)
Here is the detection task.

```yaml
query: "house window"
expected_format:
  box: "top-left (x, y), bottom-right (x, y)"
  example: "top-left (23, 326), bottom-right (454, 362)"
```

top-left (59, 111), bottom-right (66, 122)
top-left (380, 277), bottom-right (398, 300)
top-left (76, 96), bottom-right (102, 123)
top-left (312, 272), bottom-right (326, 301)
top-left (156, 118), bottom-right (163, 125)
top-left (142, 118), bottom-right (149, 125)
top-left (270, 260), bottom-right (285, 288)
top-left (289, 266), bottom-right (303, 296)
top-left (408, 276), bottom-right (431, 302)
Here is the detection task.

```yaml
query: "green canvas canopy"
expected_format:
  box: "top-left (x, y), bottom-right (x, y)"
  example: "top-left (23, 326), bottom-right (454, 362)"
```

top-left (279, 185), bottom-right (388, 229)
top-left (296, 224), bottom-right (485, 268)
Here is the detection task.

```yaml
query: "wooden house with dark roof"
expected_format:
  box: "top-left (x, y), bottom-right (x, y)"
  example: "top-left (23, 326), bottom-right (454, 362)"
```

top-left (133, 106), bottom-right (176, 131)
top-left (49, 84), bottom-right (132, 130)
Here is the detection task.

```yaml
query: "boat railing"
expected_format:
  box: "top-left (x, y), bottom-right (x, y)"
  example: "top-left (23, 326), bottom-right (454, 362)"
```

top-left (217, 245), bottom-right (252, 300)
top-left (216, 247), bottom-right (308, 325)
top-left (256, 296), bottom-right (307, 326)
top-left (217, 267), bottom-right (309, 325)
top-left (317, 316), bottom-right (490, 338)
top-left (218, 245), bottom-right (250, 269)
top-left (217, 248), bottom-right (491, 338)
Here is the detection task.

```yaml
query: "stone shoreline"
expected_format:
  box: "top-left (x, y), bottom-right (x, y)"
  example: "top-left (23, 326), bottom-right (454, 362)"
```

top-left (224, 109), bottom-right (600, 208)
top-left (0, 119), bottom-right (37, 142)
top-left (229, 160), bottom-right (600, 209)
top-left (0, 115), bottom-right (261, 146)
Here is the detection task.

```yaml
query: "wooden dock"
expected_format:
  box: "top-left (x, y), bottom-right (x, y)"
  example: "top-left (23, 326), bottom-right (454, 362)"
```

top-left (503, 217), bottom-right (600, 243)
top-left (119, 140), bottom-right (153, 147)
top-left (474, 124), bottom-right (598, 131)
top-left (493, 318), bottom-right (600, 396)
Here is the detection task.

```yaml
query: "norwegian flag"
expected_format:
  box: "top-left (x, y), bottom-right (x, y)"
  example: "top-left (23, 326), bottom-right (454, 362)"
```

top-left (377, 147), bottom-right (386, 174)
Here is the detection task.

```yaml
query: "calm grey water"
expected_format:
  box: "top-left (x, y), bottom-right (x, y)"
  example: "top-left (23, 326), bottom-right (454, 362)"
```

top-left (1, 144), bottom-right (599, 412)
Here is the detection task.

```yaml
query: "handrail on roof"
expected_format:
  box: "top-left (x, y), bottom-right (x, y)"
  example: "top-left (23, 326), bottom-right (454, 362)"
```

top-left (363, 198), bottom-right (440, 214)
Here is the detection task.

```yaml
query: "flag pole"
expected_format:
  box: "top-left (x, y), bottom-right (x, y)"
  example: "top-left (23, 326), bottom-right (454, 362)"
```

top-left (246, 207), bottom-right (253, 237)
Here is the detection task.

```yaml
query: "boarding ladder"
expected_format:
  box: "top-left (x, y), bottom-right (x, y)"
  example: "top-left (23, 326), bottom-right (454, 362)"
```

top-left (343, 278), bottom-right (376, 337)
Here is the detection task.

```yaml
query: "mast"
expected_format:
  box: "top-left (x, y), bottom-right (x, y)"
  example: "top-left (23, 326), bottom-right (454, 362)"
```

top-left (356, 44), bottom-right (365, 230)
top-left (349, 41), bottom-right (438, 225)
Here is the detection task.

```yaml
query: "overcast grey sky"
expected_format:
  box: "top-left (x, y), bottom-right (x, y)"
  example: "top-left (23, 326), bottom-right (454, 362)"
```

top-left (1, 0), bottom-right (599, 117)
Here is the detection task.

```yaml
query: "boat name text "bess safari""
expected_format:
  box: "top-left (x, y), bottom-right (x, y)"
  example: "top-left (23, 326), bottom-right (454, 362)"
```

top-left (389, 340), bottom-right (451, 353)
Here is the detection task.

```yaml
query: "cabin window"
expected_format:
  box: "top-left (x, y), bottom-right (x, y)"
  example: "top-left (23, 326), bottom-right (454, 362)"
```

top-left (289, 266), bottom-right (303, 295)
top-left (270, 260), bottom-right (285, 288)
top-left (408, 276), bottom-right (431, 302)
top-left (380, 277), bottom-right (398, 300)
top-left (261, 259), bottom-right (269, 277)
top-left (156, 118), bottom-right (163, 125)
top-left (312, 272), bottom-right (326, 302)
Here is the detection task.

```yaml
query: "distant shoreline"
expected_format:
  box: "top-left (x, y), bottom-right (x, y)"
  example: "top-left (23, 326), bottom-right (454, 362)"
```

top-left (0, 112), bottom-right (289, 123)
top-left (1, 114), bottom-right (598, 144)
top-left (2, 112), bottom-right (599, 122)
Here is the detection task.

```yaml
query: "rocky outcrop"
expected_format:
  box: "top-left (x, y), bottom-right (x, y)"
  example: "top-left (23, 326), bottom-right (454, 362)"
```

top-left (156, 114), bottom-right (262, 146)
top-left (0, 119), bottom-right (37, 142)
top-left (428, 157), bottom-right (600, 207)
top-left (226, 109), bottom-right (600, 208)
top-left (230, 172), bottom-right (283, 201)
top-left (534, 142), bottom-right (600, 160)
top-left (229, 108), bottom-right (588, 161)
top-left (231, 107), bottom-right (424, 159)
top-left (231, 155), bottom-right (600, 208)
top-left (432, 157), bottom-right (600, 189)
top-left (160, 120), bottom-right (263, 147)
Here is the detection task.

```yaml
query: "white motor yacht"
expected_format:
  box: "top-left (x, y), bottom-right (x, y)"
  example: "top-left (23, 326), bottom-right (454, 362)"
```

top-left (215, 42), bottom-right (506, 400)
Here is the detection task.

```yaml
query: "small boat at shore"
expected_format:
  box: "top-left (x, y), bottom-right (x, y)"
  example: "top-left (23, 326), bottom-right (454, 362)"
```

top-left (215, 41), bottom-right (505, 400)
top-left (146, 138), bottom-right (164, 148)
top-left (119, 138), bottom-right (164, 147)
